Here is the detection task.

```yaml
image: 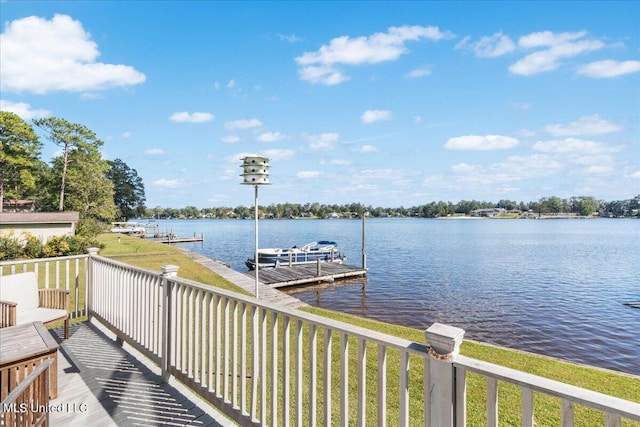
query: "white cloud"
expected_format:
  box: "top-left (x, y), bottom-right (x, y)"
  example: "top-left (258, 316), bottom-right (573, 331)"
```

top-left (405, 67), bottom-right (431, 78)
top-left (308, 133), bottom-right (339, 151)
top-left (444, 135), bottom-right (519, 150)
top-left (297, 171), bottom-right (319, 178)
top-left (533, 138), bottom-right (621, 155)
top-left (544, 115), bottom-right (623, 136)
top-left (256, 132), bottom-right (286, 142)
top-left (122, 132), bottom-right (132, 138)
top-left (227, 80), bottom-right (236, 89)
top-left (295, 25), bottom-right (452, 85)
top-left (170, 111), bottom-right (214, 123)
top-left (361, 109), bottom-right (392, 124)
top-left (224, 118), bottom-right (263, 130)
top-left (328, 159), bottom-right (352, 165)
top-left (262, 149), bottom-right (295, 160)
top-left (509, 30), bottom-right (604, 76)
top-left (455, 32), bottom-right (516, 58)
top-left (490, 154), bottom-right (562, 178)
top-left (0, 100), bottom-right (50, 120)
top-left (355, 144), bottom-right (378, 153)
top-left (0, 14), bottom-right (145, 94)
top-left (277, 33), bottom-right (302, 43)
top-left (221, 135), bottom-right (240, 143)
top-left (629, 171), bottom-right (640, 179)
top-left (577, 60), bottom-right (640, 78)
top-left (145, 148), bottom-right (165, 155)
top-left (152, 178), bottom-right (182, 188)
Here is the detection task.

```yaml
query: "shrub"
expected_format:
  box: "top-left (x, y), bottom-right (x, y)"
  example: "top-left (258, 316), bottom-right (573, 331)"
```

top-left (43, 236), bottom-right (72, 257)
top-left (0, 232), bottom-right (23, 261)
top-left (22, 232), bottom-right (44, 258)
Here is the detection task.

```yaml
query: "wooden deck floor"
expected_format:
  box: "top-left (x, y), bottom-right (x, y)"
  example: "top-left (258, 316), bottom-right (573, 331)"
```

top-left (48, 320), bottom-right (235, 427)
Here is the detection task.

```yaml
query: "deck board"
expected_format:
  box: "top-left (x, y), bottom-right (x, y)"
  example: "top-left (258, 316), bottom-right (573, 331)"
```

top-left (48, 321), bottom-right (235, 427)
top-left (245, 263), bottom-right (367, 288)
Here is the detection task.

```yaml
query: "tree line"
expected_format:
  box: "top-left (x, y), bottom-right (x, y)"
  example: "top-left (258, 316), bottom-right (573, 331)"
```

top-left (148, 195), bottom-right (640, 220)
top-left (0, 112), bottom-right (146, 235)
top-left (2, 110), bottom-right (637, 234)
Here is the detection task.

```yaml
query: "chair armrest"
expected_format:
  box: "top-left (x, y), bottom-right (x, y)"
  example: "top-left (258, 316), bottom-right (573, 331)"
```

top-left (38, 289), bottom-right (70, 310)
top-left (0, 299), bottom-right (17, 328)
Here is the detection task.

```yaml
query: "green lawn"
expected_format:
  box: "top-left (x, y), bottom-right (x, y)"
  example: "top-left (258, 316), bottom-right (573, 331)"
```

top-left (96, 233), bottom-right (640, 426)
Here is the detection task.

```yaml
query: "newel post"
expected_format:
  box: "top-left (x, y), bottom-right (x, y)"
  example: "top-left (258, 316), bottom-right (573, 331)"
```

top-left (160, 265), bottom-right (179, 381)
top-left (86, 247), bottom-right (99, 320)
top-left (425, 323), bottom-right (465, 427)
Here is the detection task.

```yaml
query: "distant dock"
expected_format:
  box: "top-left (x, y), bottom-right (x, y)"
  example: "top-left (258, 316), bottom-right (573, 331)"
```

top-left (146, 232), bottom-right (204, 244)
top-left (245, 262), bottom-right (367, 288)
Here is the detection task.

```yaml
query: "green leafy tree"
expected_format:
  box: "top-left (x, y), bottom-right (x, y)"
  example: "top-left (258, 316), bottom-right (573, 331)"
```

top-left (107, 159), bottom-right (146, 221)
top-left (34, 117), bottom-right (103, 211)
top-left (51, 146), bottom-right (116, 221)
top-left (0, 111), bottom-right (42, 212)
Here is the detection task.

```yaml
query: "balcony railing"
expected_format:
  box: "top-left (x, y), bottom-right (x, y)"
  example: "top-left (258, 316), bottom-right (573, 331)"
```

top-left (2, 252), bottom-right (639, 426)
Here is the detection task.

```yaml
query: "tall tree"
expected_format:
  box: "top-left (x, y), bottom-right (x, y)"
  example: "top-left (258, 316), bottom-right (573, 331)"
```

top-left (34, 117), bottom-right (103, 211)
top-left (0, 111), bottom-right (41, 212)
top-left (50, 143), bottom-right (116, 221)
top-left (107, 159), bottom-right (146, 221)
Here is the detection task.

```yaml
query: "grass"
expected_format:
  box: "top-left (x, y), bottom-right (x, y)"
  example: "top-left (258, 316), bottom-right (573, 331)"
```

top-left (14, 233), bottom-right (635, 425)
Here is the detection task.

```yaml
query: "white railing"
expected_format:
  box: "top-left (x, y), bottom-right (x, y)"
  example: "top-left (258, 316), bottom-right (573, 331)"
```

top-left (0, 254), bottom-right (89, 319)
top-left (84, 252), bottom-right (640, 427)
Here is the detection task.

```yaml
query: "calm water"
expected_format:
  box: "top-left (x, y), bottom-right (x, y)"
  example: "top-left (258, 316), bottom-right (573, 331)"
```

top-left (156, 218), bottom-right (639, 375)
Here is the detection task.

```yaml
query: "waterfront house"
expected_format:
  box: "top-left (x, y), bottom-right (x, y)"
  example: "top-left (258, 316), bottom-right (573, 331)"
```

top-left (0, 211), bottom-right (79, 243)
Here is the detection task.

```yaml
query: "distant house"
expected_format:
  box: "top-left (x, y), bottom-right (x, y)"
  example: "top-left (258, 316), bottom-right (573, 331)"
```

top-left (327, 212), bottom-right (340, 219)
top-left (0, 212), bottom-right (80, 243)
top-left (470, 208), bottom-right (505, 217)
top-left (2, 199), bottom-right (36, 212)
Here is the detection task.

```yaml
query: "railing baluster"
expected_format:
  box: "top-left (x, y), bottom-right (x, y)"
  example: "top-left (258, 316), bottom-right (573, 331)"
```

top-left (201, 291), bottom-right (208, 388)
top-left (522, 387), bottom-right (534, 427)
top-left (560, 399), bottom-right (574, 427)
top-left (377, 344), bottom-right (387, 427)
top-left (223, 297), bottom-right (230, 402)
top-left (271, 311), bottom-right (279, 426)
top-left (340, 332), bottom-right (349, 427)
top-left (309, 323), bottom-right (318, 426)
top-left (232, 300), bottom-right (239, 408)
top-left (455, 366), bottom-right (467, 427)
top-left (282, 314), bottom-right (291, 425)
top-left (295, 319), bottom-right (303, 427)
top-left (251, 304), bottom-right (259, 421)
top-left (487, 377), bottom-right (498, 427)
top-left (399, 349), bottom-right (409, 427)
top-left (240, 302), bottom-right (247, 414)
top-left (606, 413), bottom-right (621, 427)
top-left (208, 293), bottom-right (215, 392)
top-left (324, 327), bottom-right (333, 427)
top-left (357, 337), bottom-right (366, 427)
top-left (260, 307), bottom-right (267, 426)
top-left (215, 295), bottom-right (222, 396)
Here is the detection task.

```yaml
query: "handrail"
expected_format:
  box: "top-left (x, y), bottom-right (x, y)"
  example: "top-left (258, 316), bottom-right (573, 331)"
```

top-left (1, 359), bottom-right (53, 427)
top-left (455, 355), bottom-right (640, 421)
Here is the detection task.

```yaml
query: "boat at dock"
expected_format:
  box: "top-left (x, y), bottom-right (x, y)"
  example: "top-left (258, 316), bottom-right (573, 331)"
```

top-left (110, 222), bottom-right (147, 236)
top-left (246, 241), bottom-right (345, 270)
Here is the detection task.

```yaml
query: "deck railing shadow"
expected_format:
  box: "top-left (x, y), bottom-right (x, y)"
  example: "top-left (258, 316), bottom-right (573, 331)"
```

top-left (2, 251), bottom-right (640, 426)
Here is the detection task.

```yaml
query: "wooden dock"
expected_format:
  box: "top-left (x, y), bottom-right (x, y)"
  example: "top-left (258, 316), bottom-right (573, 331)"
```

top-left (245, 262), bottom-right (367, 288)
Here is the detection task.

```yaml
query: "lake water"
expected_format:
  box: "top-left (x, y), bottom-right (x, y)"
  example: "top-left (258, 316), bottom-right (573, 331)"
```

top-left (155, 218), bottom-right (639, 375)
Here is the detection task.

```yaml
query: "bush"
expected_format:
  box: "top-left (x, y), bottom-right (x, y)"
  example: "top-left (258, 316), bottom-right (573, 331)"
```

top-left (22, 232), bottom-right (44, 258)
top-left (43, 236), bottom-right (71, 257)
top-left (0, 232), bottom-right (104, 260)
top-left (76, 218), bottom-right (108, 238)
top-left (0, 232), bottom-right (23, 261)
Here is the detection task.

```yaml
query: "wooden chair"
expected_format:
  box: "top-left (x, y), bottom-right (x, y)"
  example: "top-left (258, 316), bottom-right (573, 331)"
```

top-left (0, 272), bottom-right (69, 339)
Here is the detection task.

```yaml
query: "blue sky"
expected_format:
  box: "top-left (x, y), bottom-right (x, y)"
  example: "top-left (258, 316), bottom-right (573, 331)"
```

top-left (1, 1), bottom-right (639, 209)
